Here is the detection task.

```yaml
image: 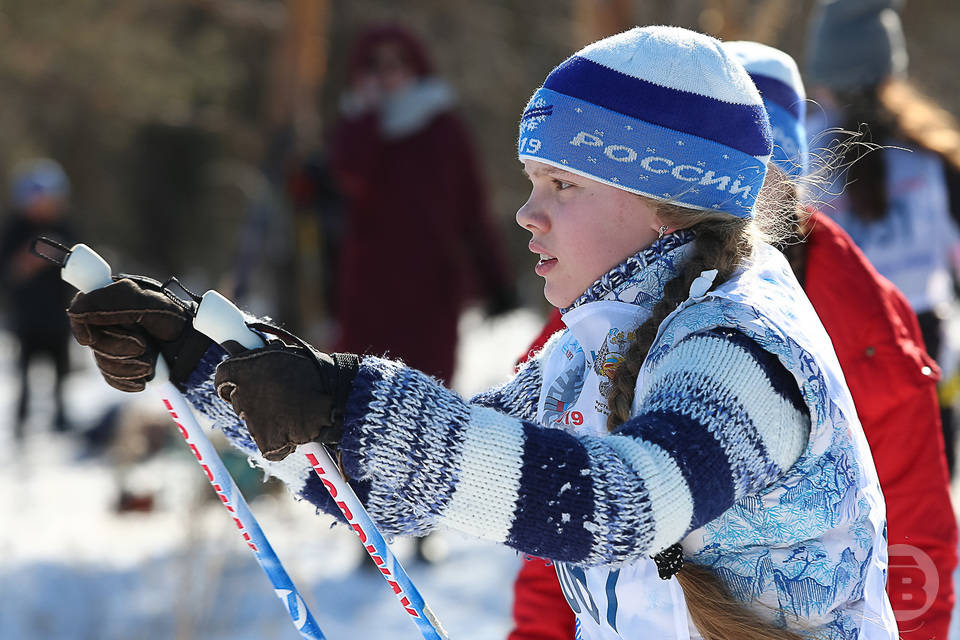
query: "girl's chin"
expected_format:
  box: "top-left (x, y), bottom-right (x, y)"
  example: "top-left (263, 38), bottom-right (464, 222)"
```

top-left (543, 281), bottom-right (579, 309)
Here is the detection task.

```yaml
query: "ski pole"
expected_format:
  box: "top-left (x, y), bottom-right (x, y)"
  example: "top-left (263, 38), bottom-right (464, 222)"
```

top-left (34, 238), bottom-right (328, 640)
top-left (194, 290), bottom-right (451, 640)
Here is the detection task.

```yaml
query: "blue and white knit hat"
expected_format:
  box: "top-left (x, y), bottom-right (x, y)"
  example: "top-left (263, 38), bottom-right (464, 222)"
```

top-left (724, 41), bottom-right (809, 177)
top-left (10, 158), bottom-right (70, 208)
top-left (518, 26), bottom-right (772, 219)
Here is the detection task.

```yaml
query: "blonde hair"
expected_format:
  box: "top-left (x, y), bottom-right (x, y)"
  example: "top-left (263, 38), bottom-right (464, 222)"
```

top-left (605, 170), bottom-right (808, 640)
top-left (881, 78), bottom-right (960, 172)
top-left (833, 77), bottom-right (960, 222)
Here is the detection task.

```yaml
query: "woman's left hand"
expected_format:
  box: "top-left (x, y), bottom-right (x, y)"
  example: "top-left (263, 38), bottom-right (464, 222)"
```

top-left (214, 344), bottom-right (359, 461)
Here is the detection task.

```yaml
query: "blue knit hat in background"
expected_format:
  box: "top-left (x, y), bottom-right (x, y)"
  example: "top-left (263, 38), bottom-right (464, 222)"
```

top-left (10, 158), bottom-right (70, 209)
top-left (724, 41), bottom-right (809, 178)
top-left (805, 0), bottom-right (908, 90)
top-left (518, 26), bottom-right (772, 219)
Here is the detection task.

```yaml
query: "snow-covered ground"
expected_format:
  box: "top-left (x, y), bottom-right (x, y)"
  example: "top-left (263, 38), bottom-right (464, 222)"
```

top-left (0, 307), bottom-right (545, 640)
top-left (5, 303), bottom-right (960, 640)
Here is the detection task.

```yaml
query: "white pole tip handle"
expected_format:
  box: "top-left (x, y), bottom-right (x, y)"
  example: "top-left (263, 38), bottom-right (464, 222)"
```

top-left (194, 290), bottom-right (264, 350)
top-left (63, 244), bottom-right (113, 293)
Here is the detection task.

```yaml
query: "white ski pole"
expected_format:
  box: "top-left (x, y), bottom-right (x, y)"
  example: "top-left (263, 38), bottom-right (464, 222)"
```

top-left (36, 239), bottom-right (328, 640)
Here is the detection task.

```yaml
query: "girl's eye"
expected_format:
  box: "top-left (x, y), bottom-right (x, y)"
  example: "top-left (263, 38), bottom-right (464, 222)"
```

top-left (553, 179), bottom-right (573, 191)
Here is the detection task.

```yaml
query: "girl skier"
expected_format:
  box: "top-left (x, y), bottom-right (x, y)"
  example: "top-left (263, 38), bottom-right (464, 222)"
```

top-left (509, 39), bottom-right (955, 640)
top-left (67, 26), bottom-right (897, 639)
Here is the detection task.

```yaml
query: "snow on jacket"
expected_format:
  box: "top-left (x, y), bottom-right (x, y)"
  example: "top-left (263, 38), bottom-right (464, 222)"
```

top-left (510, 212), bottom-right (952, 639)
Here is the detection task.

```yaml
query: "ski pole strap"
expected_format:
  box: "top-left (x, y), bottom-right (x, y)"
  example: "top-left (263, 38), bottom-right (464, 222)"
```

top-left (246, 321), bottom-right (358, 432)
top-left (31, 236), bottom-right (73, 267)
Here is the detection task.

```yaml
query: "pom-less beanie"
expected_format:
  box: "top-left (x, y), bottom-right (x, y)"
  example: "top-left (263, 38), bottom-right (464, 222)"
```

top-left (724, 41), bottom-right (809, 177)
top-left (517, 26), bottom-right (772, 219)
top-left (805, 0), bottom-right (908, 90)
top-left (11, 158), bottom-right (70, 209)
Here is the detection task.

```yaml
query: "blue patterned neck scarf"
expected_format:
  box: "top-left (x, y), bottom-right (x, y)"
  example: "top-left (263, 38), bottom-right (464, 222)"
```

top-left (561, 229), bottom-right (696, 315)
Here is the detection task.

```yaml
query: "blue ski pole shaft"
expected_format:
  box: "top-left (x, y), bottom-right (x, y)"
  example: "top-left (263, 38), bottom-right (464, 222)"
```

top-left (195, 290), bottom-right (451, 640)
top-left (60, 243), bottom-right (327, 640)
top-left (156, 387), bottom-right (326, 639)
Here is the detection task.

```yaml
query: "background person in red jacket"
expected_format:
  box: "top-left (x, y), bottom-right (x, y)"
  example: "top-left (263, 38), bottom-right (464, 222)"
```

top-left (805, 0), bottom-right (960, 478)
top-left (507, 41), bottom-right (957, 640)
top-left (329, 24), bottom-right (516, 385)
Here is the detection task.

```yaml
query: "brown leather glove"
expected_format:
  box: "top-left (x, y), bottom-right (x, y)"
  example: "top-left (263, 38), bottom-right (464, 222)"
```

top-left (67, 277), bottom-right (210, 392)
top-left (214, 345), bottom-right (359, 461)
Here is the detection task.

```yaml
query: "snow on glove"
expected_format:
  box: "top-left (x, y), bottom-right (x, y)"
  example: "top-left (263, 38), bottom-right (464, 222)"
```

top-left (213, 345), bottom-right (359, 462)
top-left (67, 277), bottom-right (211, 392)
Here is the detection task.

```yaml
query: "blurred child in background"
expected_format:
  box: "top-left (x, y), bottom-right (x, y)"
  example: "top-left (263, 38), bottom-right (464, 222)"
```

top-left (0, 158), bottom-right (75, 442)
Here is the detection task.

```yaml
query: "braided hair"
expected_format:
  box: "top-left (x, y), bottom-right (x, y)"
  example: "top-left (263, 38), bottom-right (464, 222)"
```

top-left (605, 214), bottom-right (748, 431)
top-left (604, 180), bottom-right (809, 640)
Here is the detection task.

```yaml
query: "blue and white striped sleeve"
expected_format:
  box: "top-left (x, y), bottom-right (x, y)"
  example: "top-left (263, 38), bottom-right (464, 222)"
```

top-left (176, 340), bottom-right (550, 522)
top-left (468, 354), bottom-right (545, 421)
top-left (339, 328), bottom-right (810, 566)
top-left (468, 329), bottom-right (559, 420)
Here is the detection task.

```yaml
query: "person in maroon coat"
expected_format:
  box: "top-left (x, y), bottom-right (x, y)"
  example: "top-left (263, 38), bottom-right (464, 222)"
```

top-left (507, 41), bottom-right (957, 640)
top-left (329, 24), bottom-right (515, 383)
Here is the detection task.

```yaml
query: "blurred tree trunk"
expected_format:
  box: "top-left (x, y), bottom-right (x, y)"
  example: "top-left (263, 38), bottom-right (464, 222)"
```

top-left (267, 0), bottom-right (328, 148)
top-left (573, 0), bottom-right (633, 45)
top-left (262, 0), bottom-right (330, 334)
top-left (700, 0), bottom-right (790, 43)
top-left (572, 0), bottom-right (794, 54)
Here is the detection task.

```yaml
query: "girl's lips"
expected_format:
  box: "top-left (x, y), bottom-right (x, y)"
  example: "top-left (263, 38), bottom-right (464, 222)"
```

top-left (535, 256), bottom-right (557, 276)
top-left (529, 242), bottom-right (555, 276)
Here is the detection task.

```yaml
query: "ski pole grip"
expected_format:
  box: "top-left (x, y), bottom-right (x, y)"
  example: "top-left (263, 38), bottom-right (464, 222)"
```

top-left (62, 243), bottom-right (113, 293)
top-left (59, 243), bottom-right (174, 381)
top-left (194, 290), bottom-right (265, 352)
top-left (195, 290), bottom-right (448, 640)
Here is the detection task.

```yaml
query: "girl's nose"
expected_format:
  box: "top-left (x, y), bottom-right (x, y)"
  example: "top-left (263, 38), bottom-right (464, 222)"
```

top-left (516, 195), bottom-right (549, 233)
